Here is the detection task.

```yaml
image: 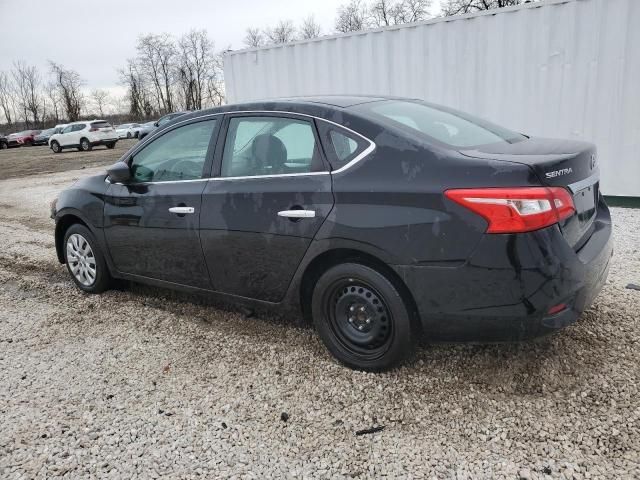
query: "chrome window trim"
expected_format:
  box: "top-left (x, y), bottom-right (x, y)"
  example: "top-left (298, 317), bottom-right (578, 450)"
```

top-left (109, 109), bottom-right (376, 185)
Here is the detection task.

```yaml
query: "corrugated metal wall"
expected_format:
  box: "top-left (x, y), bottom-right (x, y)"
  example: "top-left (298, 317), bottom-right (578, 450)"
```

top-left (224, 0), bottom-right (640, 197)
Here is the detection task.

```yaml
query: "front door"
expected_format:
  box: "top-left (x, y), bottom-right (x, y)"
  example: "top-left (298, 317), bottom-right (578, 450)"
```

top-left (200, 113), bottom-right (334, 302)
top-left (103, 117), bottom-right (219, 289)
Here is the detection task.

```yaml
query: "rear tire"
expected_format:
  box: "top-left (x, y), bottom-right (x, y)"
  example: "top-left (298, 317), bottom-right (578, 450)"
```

top-left (106, 142), bottom-right (116, 149)
top-left (63, 224), bottom-right (111, 293)
top-left (126, 131), bottom-right (132, 139)
top-left (312, 263), bottom-right (416, 371)
top-left (50, 141), bottom-right (61, 153)
top-left (80, 138), bottom-right (92, 151)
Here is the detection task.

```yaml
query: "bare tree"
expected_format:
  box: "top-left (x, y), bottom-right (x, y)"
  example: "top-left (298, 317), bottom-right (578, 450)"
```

top-left (370, 0), bottom-right (431, 26)
top-left (0, 71), bottom-right (17, 126)
top-left (442, 0), bottom-right (525, 16)
top-left (299, 15), bottom-right (322, 39)
top-left (44, 81), bottom-right (61, 123)
top-left (49, 62), bottom-right (84, 122)
top-left (119, 59), bottom-right (152, 118)
top-left (265, 20), bottom-right (296, 44)
top-left (177, 29), bottom-right (220, 111)
top-left (11, 61), bottom-right (43, 127)
top-left (91, 89), bottom-right (110, 117)
top-left (244, 27), bottom-right (264, 48)
top-left (395, 0), bottom-right (431, 22)
top-left (335, 0), bottom-right (370, 33)
top-left (136, 33), bottom-right (176, 113)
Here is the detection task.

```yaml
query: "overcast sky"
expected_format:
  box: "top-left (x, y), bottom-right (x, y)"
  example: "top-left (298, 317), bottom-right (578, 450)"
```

top-left (0, 0), bottom-right (442, 95)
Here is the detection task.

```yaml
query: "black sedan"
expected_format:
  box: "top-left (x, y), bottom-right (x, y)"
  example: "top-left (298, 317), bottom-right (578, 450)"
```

top-left (32, 128), bottom-right (57, 146)
top-left (51, 96), bottom-right (613, 371)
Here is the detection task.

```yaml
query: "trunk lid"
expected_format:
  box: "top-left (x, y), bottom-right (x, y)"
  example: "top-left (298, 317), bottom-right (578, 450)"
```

top-left (460, 137), bottom-right (600, 249)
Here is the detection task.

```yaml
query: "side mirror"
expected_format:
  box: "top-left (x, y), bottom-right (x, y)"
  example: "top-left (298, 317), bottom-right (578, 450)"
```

top-left (107, 161), bottom-right (131, 183)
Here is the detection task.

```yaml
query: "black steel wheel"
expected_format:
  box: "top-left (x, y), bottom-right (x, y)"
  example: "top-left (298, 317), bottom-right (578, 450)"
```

top-left (312, 262), bottom-right (416, 371)
top-left (80, 138), bottom-right (92, 151)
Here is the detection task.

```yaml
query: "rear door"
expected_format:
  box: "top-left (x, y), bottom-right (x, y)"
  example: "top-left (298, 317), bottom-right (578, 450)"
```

top-left (103, 117), bottom-right (219, 288)
top-left (200, 113), bottom-right (334, 302)
top-left (58, 125), bottom-right (76, 146)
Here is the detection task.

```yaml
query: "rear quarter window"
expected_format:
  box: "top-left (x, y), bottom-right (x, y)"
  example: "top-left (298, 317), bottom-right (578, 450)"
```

top-left (317, 121), bottom-right (370, 171)
top-left (91, 121), bottom-right (111, 128)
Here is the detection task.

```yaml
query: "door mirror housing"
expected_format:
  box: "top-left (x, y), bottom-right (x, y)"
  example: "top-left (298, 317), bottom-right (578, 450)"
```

top-left (107, 161), bottom-right (131, 183)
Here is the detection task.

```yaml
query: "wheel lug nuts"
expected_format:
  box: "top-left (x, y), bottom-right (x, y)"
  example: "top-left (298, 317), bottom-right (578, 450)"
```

top-left (348, 317), bottom-right (354, 323)
top-left (358, 325), bottom-right (364, 330)
top-left (350, 306), bottom-right (355, 312)
top-left (365, 318), bottom-right (371, 324)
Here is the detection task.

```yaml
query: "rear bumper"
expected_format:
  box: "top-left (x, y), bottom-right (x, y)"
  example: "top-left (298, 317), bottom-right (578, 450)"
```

top-left (393, 200), bottom-right (613, 341)
top-left (90, 138), bottom-right (118, 146)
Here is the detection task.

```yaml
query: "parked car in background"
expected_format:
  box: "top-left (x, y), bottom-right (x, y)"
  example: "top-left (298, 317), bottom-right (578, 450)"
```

top-left (0, 135), bottom-right (8, 149)
top-left (54, 124), bottom-right (67, 134)
top-left (7, 130), bottom-right (41, 147)
top-left (48, 120), bottom-right (117, 153)
top-left (50, 96), bottom-right (612, 371)
top-left (136, 121), bottom-right (156, 140)
top-left (115, 123), bottom-right (142, 139)
top-left (33, 128), bottom-right (57, 146)
top-left (138, 112), bottom-right (188, 140)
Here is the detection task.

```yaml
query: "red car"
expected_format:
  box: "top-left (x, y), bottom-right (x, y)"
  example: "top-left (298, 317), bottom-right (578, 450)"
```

top-left (7, 130), bottom-right (41, 147)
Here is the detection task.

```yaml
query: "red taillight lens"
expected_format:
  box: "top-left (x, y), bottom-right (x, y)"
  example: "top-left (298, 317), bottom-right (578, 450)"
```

top-left (89, 128), bottom-right (99, 132)
top-left (445, 187), bottom-right (575, 233)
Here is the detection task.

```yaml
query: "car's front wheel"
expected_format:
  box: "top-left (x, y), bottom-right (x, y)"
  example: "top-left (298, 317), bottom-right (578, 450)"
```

top-left (79, 138), bottom-right (92, 151)
top-left (0, 142), bottom-right (7, 150)
top-left (50, 141), bottom-right (61, 153)
top-left (312, 263), bottom-right (417, 371)
top-left (63, 224), bottom-right (111, 293)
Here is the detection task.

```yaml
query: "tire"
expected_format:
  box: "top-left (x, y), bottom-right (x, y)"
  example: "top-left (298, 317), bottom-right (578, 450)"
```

top-left (63, 224), bottom-right (111, 293)
top-left (0, 142), bottom-right (7, 150)
top-left (106, 142), bottom-right (116, 149)
top-left (126, 131), bottom-right (132, 139)
top-left (134, 131), bottom-right (139, 138)
top-left (311, 263), bottom-right (417, 371)
top-left (79, 138), bottom-right (92, 151)
top-left (50, 141), bottom-right (61, 153)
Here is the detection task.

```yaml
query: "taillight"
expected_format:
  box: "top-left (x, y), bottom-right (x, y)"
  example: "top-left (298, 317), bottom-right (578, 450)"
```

top-left (89, 128), bottom-right (99, 132)
top-left (445, 187), bottom-right (575, 233)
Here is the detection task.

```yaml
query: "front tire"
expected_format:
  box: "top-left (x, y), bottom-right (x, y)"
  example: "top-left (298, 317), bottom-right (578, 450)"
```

top-left (0, 142), bottom-right (7, 150)
top-left (80, 138), bottom-right (92, 151)
top-left (63, 224), bottom-right (111, 293)
top-left (312, 263), bottom-right (417, 371)
top-left (50, 141), bottom-right (61, 153)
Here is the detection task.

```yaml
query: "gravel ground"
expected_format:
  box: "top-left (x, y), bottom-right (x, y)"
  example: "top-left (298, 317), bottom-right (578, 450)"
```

top-left (0, 149), bottom-right (639, 478)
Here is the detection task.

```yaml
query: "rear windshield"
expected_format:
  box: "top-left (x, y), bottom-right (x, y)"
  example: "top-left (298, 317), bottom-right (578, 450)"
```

top-left (354, 100), bottom-right (525, 148)
top-left (91, 121), bottom-right (111, 128)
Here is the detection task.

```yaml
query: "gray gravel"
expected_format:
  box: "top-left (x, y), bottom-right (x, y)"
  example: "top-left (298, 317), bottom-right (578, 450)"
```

top-left (0, 167), bottom-right (639, 479)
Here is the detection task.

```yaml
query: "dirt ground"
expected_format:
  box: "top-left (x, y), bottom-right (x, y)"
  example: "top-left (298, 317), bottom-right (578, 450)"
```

top-left (0, 139), bottom-right (137, 181)
top-left (0, 144), bottom-right (639, 479)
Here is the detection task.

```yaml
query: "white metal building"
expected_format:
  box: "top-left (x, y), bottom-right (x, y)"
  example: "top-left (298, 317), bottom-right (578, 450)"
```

top-left (223, 0), bottom-right (640, 197)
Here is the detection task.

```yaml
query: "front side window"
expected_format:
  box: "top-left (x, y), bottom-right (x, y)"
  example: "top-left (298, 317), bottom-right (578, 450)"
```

top-left (129, 119), bottom-right (216, 182)
top-left (355, 100), bottom-right (526, 148)
top-left (221, 116), bottom-right (323, 177)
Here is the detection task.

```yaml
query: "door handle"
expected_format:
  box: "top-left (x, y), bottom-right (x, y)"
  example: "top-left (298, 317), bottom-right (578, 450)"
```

top-left (168, 206), bottom-right (195, 214)
top-left (277, 210), bottom-right (316, 219)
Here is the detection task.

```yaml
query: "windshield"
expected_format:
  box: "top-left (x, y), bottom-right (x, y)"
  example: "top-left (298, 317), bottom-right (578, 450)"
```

top-left (354, 100), bottom-right (526, 148)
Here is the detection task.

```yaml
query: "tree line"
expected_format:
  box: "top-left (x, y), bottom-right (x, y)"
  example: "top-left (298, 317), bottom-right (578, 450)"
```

top-left (244, 0), bottom-right (535, 47)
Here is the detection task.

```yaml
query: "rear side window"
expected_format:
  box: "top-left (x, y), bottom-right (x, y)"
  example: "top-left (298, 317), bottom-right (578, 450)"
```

top-left (91, 121), bottom-right (110, 128)
top-left (355, 100), bottom-right (525, 148)
top-left (221, 116), bottom-right (324, 177)
top-left (72, 124), bottom-right (86, 132)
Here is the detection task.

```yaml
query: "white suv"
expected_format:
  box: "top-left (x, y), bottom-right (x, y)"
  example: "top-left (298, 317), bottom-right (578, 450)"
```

top-left (48, 120), bottom-right (118, 153)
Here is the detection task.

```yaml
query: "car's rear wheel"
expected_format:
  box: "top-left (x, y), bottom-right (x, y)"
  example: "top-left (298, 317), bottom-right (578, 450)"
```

top-left (79, 138), bottom-right (92, 151)
top-left (312, 263), bottom-right (416, 371)
top-left (126, 131), bottom-right (132, 138)
top-left (63, 224), bottom-right (111, 293)
top-left (50, 141), bottom-right (61, 153)
top-left (106, 142), bottom-right (116, 149)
